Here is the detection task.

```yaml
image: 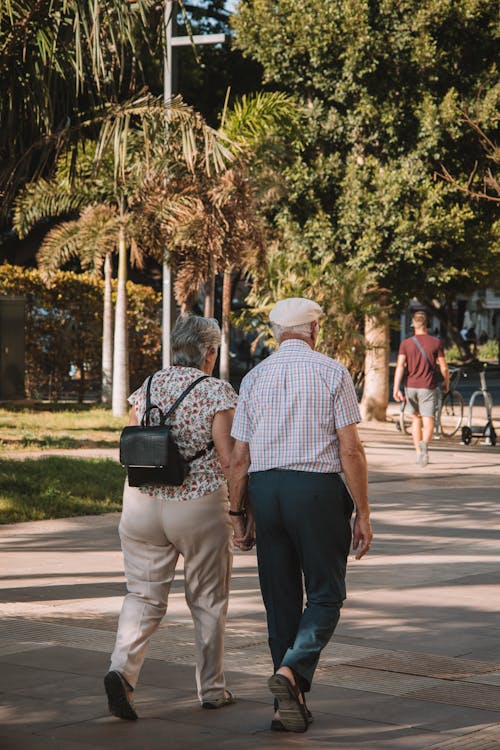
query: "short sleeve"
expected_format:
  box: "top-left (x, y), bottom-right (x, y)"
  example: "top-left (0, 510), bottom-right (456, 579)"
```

top-left (128, 379), bottom-right (148, 419)
top-left (231, 380), bottom-right (251, 442)
top-left (333, 368), bottom-right (361, 429)
top-left (211, 380), bottom-right (238, 415)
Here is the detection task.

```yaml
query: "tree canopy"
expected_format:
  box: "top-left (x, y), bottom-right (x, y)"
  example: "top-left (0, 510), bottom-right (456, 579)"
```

top-left (233, 0), bottom-right (500, 309)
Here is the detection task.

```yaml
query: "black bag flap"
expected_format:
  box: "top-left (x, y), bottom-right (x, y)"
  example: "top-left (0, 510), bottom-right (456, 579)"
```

top-left (120, 425), bottom-right (171, 468)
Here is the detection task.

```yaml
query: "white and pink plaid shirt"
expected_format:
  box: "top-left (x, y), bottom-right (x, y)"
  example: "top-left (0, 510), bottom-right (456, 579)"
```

top-left (231, 339), bottom-right (361, 473)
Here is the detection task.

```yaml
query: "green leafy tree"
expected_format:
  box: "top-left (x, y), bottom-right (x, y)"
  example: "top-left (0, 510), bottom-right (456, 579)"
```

top-left (235, 235), bottom-right (386, 391)
top-left (233, 0), bottom-right (499, 417)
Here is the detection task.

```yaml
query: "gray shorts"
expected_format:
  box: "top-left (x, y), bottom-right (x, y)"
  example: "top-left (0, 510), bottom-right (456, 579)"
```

top-left (405, 388), bottom-right (437, 418)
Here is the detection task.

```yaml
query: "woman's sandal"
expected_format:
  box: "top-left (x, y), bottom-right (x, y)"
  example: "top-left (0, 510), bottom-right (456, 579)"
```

top-left (104, 670), bottom-right (138, 721)
top-left (202, 689), bottom-right (236, 709)
top-left (268, 673), bottom-right (309, 733)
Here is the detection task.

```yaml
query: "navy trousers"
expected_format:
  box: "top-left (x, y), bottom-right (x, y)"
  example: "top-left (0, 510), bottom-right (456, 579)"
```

top-left (249, 469), bottom-right (354, 693)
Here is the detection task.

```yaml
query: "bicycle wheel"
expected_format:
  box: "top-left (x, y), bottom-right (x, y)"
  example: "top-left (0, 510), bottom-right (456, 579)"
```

top-left (439, 390), bottom-right (464, 437)
top-left (399, 401), bottom-right (412, 435)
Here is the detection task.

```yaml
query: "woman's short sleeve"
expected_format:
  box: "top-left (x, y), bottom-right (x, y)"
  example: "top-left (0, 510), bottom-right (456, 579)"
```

top-left (211, 380), bottom-right (238, 415)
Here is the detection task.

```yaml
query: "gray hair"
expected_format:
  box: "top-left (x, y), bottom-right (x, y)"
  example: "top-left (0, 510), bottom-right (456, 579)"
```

top-left (171, 315), bottom-right (221, 369)
top-left (272, 322), bottom-right (314, 342)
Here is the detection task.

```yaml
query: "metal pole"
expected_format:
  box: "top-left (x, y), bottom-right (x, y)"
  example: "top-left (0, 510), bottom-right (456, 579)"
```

top-left (162, 1), bottom-right (173, 368)
top-left (161, 4), bottom-right (228, 368)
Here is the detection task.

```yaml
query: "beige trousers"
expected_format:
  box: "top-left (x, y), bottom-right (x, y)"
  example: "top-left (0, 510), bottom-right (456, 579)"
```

top-left (109, 481), bottom-right (233, 703)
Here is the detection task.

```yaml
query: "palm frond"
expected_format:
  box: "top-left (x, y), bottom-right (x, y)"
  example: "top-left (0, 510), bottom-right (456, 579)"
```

top-left (13, 178), bottom-right (87, 238)
top-left (220, 91), bottom-right (301, 147)
top-left (37, 204), bottom-right (120, 278)
top-left (89, 93), bottom-right (235, 182)
top-left (12, 142), bottom-right (116, 236)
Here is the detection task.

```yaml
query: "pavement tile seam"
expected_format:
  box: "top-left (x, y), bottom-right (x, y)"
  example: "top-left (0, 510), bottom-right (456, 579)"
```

top-left (426, 723), bottom-right (500, 749)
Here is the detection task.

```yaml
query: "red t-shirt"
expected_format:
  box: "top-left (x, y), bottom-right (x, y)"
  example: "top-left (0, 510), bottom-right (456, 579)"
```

top-left (399, 334), bottom-right (444, 389)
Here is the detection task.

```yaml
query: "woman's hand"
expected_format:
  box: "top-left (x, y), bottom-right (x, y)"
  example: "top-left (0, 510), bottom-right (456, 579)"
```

top-left (230, 506), bottom-right (255, 551)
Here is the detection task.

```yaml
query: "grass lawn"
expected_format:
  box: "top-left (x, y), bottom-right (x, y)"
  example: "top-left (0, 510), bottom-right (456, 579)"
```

top-left (0, 404), bottom-right (127, 523)
top-left (0, 403), bottom-right (126, 451)
top-left (0, 456), bottom-right (125, 524)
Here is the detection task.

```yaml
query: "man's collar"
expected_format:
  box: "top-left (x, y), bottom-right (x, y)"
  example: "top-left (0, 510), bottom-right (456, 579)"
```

top-left (278, 338), bottom-right (313, 351)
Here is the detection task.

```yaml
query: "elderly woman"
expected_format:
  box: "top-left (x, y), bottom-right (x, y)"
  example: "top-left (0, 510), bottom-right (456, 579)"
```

top-left (104, 315), bottom-right (237, 720)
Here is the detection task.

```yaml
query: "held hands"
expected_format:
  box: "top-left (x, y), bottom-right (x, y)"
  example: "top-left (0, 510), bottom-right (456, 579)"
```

top-left (230, 506), bottom-right (256, 551)
top-left (352, 513), bottom-right (373, 560)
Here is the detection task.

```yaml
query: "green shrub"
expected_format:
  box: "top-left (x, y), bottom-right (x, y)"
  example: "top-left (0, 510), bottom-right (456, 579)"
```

top-left (0, 263), bottom-right (161, 400)
top-left (446, 340), bottom-right (498, 363)
top-left (478, 339), bottom-right (499, 362)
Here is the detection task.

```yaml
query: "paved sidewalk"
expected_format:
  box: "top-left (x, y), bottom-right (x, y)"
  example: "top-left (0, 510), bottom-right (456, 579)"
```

top-left (1, 423), bottom-right (500, 749)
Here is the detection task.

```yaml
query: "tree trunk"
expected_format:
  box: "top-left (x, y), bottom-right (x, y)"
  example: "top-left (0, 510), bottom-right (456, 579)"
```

top-left (101, 252), bottom-right (113, 405)
top-left (204, 266), bottom-right (216, 318)
top-left (112, 223), bottom-right (129, 417)
top-left (360, 314), bottom-right (389, 421)
top-left (219, 268), bottom-right (232, 381)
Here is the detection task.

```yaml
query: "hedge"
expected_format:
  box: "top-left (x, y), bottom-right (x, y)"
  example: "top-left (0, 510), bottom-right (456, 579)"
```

top-left (0, 264), bottom-right (161, 401)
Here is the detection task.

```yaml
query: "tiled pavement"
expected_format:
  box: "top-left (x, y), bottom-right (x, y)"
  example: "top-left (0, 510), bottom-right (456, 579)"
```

top-left (1, 418), bottom-right (500, 749)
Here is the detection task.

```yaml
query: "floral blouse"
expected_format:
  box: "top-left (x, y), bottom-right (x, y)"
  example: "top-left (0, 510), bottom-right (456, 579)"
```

top-left (128, 366), bottom-right (237, 501)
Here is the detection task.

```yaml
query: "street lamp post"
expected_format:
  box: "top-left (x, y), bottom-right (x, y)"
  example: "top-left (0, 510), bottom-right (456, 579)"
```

top-left (162, 1), bottom-right (227, 368)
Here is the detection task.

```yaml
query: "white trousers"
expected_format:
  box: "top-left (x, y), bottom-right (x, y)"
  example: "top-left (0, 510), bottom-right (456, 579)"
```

top-left (109, 481), bottom-right (233, 703)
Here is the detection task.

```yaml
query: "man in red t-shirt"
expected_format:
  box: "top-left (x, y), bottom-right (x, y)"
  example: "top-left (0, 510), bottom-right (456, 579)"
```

top-left (393, 311), bottom-right (449, 466)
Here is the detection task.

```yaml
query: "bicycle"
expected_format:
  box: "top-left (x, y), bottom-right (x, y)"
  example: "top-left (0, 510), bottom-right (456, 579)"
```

top-left (461, 363), bottom-right (497, 446)
top-left (397, 366), bottom-right (464, 438)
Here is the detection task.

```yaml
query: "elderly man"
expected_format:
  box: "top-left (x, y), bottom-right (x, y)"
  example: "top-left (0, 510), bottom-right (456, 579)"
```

top-left (229, 297), bottom-right (372, 733)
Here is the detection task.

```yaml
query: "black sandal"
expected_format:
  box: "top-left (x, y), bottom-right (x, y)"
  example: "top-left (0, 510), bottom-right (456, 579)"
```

top-left (268, 673), bottom-right (309, 733)
top-left (271, 698), bottom-right (313, 732)
top-left (104, 670), bottom-right (138, 721)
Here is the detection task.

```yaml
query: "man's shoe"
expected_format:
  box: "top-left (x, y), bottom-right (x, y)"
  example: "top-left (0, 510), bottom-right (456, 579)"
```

top-left (271, 707), bottom-right (313, 731)
top-left (104, 670), bottom-right (138, 720)
top-left (202, 689), bottom-right (236, 709)
top-left (268, 673), bottom-right (309, 733)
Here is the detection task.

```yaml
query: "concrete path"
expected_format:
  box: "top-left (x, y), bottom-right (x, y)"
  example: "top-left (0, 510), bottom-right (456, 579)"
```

top-left (1, 420), bottom-right (500, 749)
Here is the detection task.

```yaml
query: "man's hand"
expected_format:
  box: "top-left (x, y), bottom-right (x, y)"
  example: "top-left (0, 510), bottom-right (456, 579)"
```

top-left (352, 514), bottom-right (373, 560)
top-left (229, 440), bottom-right (253, 550)
top-left (230, 508), bottom-right (255, 551)
top-left (393, 354), bottom-right (407, 404)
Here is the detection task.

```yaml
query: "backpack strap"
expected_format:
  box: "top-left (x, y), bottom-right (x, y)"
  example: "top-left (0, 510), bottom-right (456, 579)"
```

top-left (411, 336), bottom-right (437, 383)
top-left (145, 373), bottom-right (215, 463)
top-left (164, 375), bottom-right (210, 420)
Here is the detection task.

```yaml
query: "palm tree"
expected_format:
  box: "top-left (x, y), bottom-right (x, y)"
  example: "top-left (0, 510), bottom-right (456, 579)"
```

top-left (0, 0), bottom-right (156, 216)
top-left (13, 96), bottom-right (230, 412)
top-left (13, 149), bottom-right (117, 403)
top-left (161, 91), bottom-right (299, 380)
top-left (170, 167), bottom-right (266, 380)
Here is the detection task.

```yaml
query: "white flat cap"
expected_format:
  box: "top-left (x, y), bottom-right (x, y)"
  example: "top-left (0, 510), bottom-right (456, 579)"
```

top-left (269, 297), bottom-right (323, 327)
